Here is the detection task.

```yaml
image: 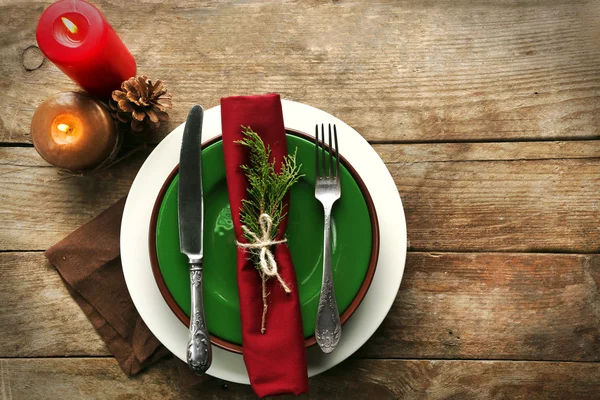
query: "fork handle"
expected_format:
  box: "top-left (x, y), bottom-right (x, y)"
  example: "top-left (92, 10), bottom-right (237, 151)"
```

top-left (315, 205), bottom-right (341, 353)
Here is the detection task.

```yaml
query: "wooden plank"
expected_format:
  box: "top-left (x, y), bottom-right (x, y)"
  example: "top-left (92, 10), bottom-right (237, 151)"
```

top-left (373, 140), bottom-right (600, 163)
top-left (359, 252), bottom-right (600, 361)
top-left (394, 156), bottom-right (600, 252)
top-left (0, 252), bottom-right (107, 357)
top-left (1, 357), bottom-right (599, 399)
top-left (2, 252), bottom-right (599, 362)
top-left (0, 147), bottom-right (56, 167)
top-left (0, 148), bottom-right (149, 251)
top-left (2, 0), bottom-right (600, 143)
top-left (1, 143), bottom-right (599, 252)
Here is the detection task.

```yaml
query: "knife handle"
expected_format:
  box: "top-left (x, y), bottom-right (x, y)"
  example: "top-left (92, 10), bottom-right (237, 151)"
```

top-left (187, 262), bottom-right (212, 375)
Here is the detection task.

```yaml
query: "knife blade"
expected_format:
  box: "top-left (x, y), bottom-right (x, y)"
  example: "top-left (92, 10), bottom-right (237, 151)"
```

top-left (178, 104), bottom-right (212, 375)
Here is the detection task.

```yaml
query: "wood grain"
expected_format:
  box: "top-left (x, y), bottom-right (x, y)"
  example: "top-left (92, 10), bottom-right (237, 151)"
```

top-left (2, 252), bottom-right (598, 361)
top-left (395, 156), bottom-right (600, 253)
top-left (0, 253), bottom-right (107, 357)
top-left (359, 252), bottom-right (600, 361)
top-left (374, 140), bottom-right (600, 163)
top-left (0, 148), bottom-right (149, 251)
top-left (1, 143), bottom-right (598, 252)
top-left (1, 0), bottom-right (600, 396)
top-left (1, 0), bottom-right (600, 144)
top-left (1, 357), bottom-right (599, 400)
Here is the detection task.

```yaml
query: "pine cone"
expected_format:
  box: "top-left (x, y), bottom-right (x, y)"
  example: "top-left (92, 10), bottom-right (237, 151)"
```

top-left (110, 76), bottom-right (172, 135)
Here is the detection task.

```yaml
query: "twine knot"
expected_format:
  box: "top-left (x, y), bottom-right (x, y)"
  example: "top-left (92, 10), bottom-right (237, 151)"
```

top-left (237, 213), bottom-right (291, 294)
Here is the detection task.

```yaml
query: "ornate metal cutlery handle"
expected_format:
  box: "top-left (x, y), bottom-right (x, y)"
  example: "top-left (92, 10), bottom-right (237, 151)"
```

top-left (187, 262), bottom-right (212, 375)
top-left (315, 205), bottom-right (341, 353)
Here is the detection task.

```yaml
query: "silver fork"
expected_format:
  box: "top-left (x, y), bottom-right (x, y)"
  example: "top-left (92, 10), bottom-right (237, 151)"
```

top-left (314, 123), bottom-right (341, 353)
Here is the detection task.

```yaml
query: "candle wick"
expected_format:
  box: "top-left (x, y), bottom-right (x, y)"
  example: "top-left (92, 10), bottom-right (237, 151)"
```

top-left (57, 123), bottom-right (73, 135)
top-left (61, 17), bottom-right (79, 34)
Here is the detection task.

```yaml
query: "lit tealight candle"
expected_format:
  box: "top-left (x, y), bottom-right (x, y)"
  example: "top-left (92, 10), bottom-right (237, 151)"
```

top-left (31, 92), bottom-right (118, 170)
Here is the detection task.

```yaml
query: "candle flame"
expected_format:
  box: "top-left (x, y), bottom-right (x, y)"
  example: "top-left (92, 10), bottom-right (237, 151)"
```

top-left (57, 123), bottom-right (71, 133)
top-left (61, 17), bottom-right (78, 34)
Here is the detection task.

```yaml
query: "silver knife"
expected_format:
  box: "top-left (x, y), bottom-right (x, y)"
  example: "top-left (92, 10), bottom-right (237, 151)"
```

top-left (178, 105), bottom-right (212, 375)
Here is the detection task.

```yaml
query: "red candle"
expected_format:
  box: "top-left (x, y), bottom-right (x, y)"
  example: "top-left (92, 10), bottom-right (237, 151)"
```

top-left (36, 0), bottom-right (136, 99)
top-left (30, 92), bottom-right (119, 171)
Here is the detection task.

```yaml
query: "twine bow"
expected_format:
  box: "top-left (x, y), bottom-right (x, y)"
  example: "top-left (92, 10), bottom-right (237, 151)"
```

top-left (237, 213), bottom-right (291, 294)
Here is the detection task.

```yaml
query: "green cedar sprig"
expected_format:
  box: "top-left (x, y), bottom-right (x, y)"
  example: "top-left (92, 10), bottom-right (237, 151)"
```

top-left (237, 126), bottom-right (303, 247)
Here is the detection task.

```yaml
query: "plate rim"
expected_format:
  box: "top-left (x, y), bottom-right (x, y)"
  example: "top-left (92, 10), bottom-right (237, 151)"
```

top-left (121, 99), bottom-right (407, 384)
top-left (148, 128), bottom-right (380, 354)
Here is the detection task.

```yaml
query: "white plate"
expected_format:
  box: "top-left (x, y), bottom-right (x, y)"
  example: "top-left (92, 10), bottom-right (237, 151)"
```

top-left (121, 100), bottom-right (406, 384)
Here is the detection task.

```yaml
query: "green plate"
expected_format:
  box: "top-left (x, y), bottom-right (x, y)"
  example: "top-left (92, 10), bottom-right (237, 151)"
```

top-left (154, 133), bottom-right (374, 345)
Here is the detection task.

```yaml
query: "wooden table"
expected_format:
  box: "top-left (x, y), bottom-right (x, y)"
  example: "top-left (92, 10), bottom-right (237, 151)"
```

top-left (1, 0), bottom-right (599, 398)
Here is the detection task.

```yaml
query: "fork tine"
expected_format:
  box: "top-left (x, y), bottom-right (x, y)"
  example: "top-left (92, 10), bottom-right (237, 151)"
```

top-left (315, 124), bottom-right (320, 178)
top-left (321, 123), bottom-right (326, 177)
top-left (328, 124), bottom-right (334, 178)
top-left (334, 124), bottom-right (339, 178)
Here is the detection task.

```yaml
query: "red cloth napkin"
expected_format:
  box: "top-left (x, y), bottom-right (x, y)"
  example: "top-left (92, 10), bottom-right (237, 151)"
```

top-left (221, 94), bottom-right (309, 397)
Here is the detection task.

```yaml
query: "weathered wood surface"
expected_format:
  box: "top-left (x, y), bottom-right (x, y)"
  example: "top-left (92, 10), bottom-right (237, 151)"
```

top-left (1, 357), bottom-right (599, 400)
top-left (1, 0), bottom-right (600, 397)
top-left (0, 252), bottom-right (107, 357)
top-left (1, 143), bottom-right (598, 252)
top-left (2, 0), bottom-right (600, 144)
top-left (2, 251), bottom-right (598, 362)
top-left (0, 148), bottom-right (148, 251)
top-left (359, 252), bottom-right (600, 360)
top-left (394, 156), bottom-right (600, 253)
top-left (373, 140), bottom-right (600, 163)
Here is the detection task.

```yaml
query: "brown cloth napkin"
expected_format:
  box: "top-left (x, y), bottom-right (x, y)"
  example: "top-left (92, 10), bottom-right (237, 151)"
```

top-left (45, 198), bottom-right (171, 376)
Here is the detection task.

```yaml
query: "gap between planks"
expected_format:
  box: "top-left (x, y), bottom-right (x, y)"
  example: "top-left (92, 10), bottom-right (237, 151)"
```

top-left (0, 356), bottom-right (598, 365)
top-left (2, 138), bottom-right (600, 147)
top-left (4, 249), bottom-right (600, 255)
